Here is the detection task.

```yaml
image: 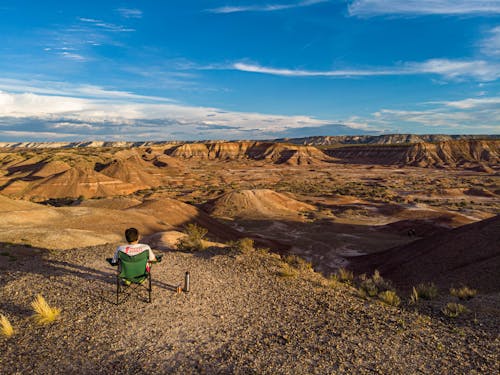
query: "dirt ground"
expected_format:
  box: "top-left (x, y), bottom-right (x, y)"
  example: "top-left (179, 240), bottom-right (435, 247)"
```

top-left (0, 243), bottom-right (498, 374)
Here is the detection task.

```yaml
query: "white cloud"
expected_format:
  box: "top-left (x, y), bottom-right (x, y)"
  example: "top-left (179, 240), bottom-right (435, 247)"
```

top-left (59, 52), bottom-right (87, 61)
top-left (0, 78), bottom-right (174, 102)
top-left (208, 0), bottom-right (327, 14)
top-left (370, 98), bottom-right (500, 131)
top-left (409, 59), bottom-right (500, 81)
top-left (233, 59), bottom-right (500, 81)
top-left (78, 17), bottom-right (135, 32)
top-left (440, 96), bottom-right (500, 109)
top-left (348, 0), bottom-right (500, 17)
top-left (480, 26), bottom-right (500, 57)
top-left (0, 88), bottom-right (335, 140)
top-left (116, 8), bottom-right (143, 18)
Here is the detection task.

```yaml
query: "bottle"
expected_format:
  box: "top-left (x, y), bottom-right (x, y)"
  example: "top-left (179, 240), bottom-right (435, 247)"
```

top-left (183, 271), bottom-right (190, 293)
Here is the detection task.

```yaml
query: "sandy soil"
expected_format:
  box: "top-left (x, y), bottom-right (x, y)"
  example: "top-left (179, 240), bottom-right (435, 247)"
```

top-left (0, 244), bottom-right (498, 374)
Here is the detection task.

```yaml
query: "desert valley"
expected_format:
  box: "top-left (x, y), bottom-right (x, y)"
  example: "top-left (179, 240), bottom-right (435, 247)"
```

top-left (0, 136), bottom-right (498, 373)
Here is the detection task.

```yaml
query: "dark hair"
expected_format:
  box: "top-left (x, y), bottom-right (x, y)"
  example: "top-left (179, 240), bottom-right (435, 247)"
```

top-left (125, 228), bottom-right (139, 243)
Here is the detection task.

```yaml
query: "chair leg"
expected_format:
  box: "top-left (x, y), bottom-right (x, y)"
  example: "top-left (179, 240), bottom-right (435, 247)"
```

top-left (116, 276), bottom-right (120, 305)
top-left (148, 273), bottom-right (152, 303)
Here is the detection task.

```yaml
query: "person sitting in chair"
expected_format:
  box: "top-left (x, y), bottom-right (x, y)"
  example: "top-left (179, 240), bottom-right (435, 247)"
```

top-left (112, 227), bottom-right (157, 270)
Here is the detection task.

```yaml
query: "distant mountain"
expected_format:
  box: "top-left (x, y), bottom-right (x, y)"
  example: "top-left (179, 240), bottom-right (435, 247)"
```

top-left (273, 134), bottom-right (500, 146)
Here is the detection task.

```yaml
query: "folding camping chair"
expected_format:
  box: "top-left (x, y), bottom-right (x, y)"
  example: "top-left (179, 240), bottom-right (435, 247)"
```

top-left (106, 252), bottom-right (163, 305)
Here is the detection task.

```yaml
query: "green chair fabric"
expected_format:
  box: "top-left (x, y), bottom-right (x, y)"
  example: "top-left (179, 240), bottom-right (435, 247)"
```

top-left (118, 251), bottom-right (149, 284)
top-left (116, 250), bottom-right (152, 304)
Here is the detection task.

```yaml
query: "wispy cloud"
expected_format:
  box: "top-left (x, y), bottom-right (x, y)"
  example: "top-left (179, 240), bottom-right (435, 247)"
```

top-left (348, 0), bottom-right (500, 17)
top-left (116, 8), bottom-right (143, 19)
top-left (0, 78), bottom-right (174, 102)
top-left (207, 0), bottom-right (327, 14)
top-left (59, 51), bottom-right (87, 61)
top-left (480, 26), bottom-right (500, 57)
top-left (0, 84), bottom-right (340, 141)
top-left (370, 96), bottom-right (500, 131)
top-left (78, 17), bottom-right (135, 32)
top-left (233, 58), bottom-right (500, 81)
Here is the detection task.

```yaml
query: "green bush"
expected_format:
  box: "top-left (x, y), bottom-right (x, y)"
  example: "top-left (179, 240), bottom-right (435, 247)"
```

top-left (234, 238), bottom-right (255, 254)
top-left (442, 303), bottom-right (467, 318)
top-left (337, 267), bottom-right (354, 284)
top-left (177, 223), bottom-right (208, 251)
top-left (450, 286), bottom-right (477, 300)
top-left (416, 282), bottom-right (438, 300)
top-left (378, 290), bottom-right (401, 307)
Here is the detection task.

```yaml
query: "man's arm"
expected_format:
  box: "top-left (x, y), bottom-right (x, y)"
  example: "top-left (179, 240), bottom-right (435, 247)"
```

top-left (112, 247), bottom-right (121, 263)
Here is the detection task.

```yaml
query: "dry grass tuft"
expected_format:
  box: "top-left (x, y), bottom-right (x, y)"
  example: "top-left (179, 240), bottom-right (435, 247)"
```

top-left (337, 268), bottom-right (354, 285)
top-left (278, 263), bottom-right (298, 278)
top-left (0, 314), bottom-right (14, 337)
top-left (416, 282), bottom-right (438, 300)
top-left (283, 255), bottom-right (313, 271)
top-left (31, 294), bottom-right (61, 325)
top-left (357, 270), bottom-right (394, 298)
top-left (378, 290), bottom-right (401, 307)
top-left (442, 303), bottom-right (467, 318)
top-left (409, 287), bottom-right (419, 305)
top-left (450, 286), bottom-right (477, 300)
top-left (318, 274), bottom-right (339, 289)
top-left (233, 238), bottom-right (255, 254)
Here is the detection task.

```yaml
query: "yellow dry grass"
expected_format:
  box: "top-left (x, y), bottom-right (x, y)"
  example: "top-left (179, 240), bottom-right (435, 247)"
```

top-left (31, 294), bottom-right (60, 325)
top-left (0, 314), bottom-right (14, 337)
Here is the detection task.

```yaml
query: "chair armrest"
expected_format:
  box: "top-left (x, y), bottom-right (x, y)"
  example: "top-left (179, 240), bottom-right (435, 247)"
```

top-left (106, 257), bottom-right (118, 266)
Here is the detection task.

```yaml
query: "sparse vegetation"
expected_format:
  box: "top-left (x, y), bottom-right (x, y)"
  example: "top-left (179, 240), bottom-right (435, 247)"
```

top-left (442, 303), bottom-right (467, 318)
top-left (357, 270), bottom-right (394, 298)
top-left (283, 255), bottom-right (313, 271)
top-left (337, 267), bottom-right (354, 285)
top-left (378, 290), bottom-right (401, 307)
top-left (177, 223), bottom-right (208, 251)
top-left (450, 286), bottom-right (477, 300)
top-left (416, 282), bottom-right (439, 300)
top-left (31, 294), bottom-right (61, 325)
top-left (233, 238), bottom-right (255, 254)
top-left (0, 314), bottom-right (14, 337)
top-left (409, 287), bottom-right (419, 305)
top-left (278, 263), bottom-right (298, 278)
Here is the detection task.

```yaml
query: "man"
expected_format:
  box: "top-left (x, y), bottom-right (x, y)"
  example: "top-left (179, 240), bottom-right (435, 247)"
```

top-left (113, 227), bottom-right (157, 268)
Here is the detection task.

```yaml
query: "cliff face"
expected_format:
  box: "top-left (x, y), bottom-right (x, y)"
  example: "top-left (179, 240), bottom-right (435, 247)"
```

top-left (166, 142), bottom-right (333, 165)
top-left (403, 140), bottom-right (499, 167)
top-left (326, 140), bottom-right (499, 169)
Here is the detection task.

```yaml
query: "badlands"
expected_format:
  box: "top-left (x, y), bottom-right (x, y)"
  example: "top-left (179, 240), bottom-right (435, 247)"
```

top-left (0, 137), bottom-right (498, 373)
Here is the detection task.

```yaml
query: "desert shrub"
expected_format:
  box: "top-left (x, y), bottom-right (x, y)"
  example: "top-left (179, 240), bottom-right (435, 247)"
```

top-left (337, 268), bottom-right (354, 284)
top-left (320, 274), bottom-right (339, 288)
top-left (234, 238), bottom-right (255, 254)
top-left (450, 286), bottom-right (477, 300)
top-left (442, 303), bottom-right (467, 318)
top-left (31, 294), bottom-right (60, 325)
top-left (416, 282), bottom-right (438, 300)
top-left (409, 287), bottom-right (419, 305)
top-left (358, 270), bottom-right (394, 298)
top-left (278, 263), bottom-right (298, 278)
top-left (378, 290), bottom-right (401, 307)
top-left (177, 223), bottom-right (208, 251)
top-left (283, 255), bottom-right (313, 271)
top-left (359, 278), bottom-right (379, 297)
top-left (0, 314), bottom-right (14, 337)
top-left (371, 270), bottom-right (394, 292)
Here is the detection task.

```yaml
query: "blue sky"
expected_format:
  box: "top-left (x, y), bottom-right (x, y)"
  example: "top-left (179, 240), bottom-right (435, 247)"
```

top-left (0, 0), bottom-right (499, 141)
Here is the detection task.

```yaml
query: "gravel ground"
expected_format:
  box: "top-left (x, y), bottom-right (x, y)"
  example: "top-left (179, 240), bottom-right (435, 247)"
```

top-left (0, 244), bottom-right (498, 374)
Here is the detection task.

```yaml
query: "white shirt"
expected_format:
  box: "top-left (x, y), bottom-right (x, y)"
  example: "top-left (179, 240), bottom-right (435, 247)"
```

top-left (112, 243), bottom-right (156, 263)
